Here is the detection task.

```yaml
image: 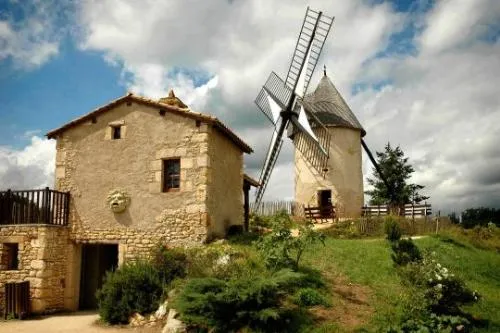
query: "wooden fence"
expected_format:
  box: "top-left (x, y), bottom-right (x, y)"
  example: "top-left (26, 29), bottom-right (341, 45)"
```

top-left (362, 203), bottom-right (432, 218)
top-left (0, 188), bottom-right (70, 226)
top-left (252, 201), bottom-right (433, 220)
top-left (250, 201), bottom-right (304, 216)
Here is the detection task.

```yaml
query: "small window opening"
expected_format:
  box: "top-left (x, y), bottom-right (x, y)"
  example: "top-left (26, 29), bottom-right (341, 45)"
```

top-left (1, 243), bottom-right (19, 270)
top-left (112, 126), bottom-right (121, 140)
top-left (162, 159), bottom-right (180, 192)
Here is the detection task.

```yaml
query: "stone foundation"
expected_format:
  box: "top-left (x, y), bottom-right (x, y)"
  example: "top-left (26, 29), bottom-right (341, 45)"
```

top-left (0, 225), bottom-right (70, 314)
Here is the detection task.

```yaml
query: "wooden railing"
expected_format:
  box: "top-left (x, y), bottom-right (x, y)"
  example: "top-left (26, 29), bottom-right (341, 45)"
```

top-left (0, 188), bottom-right (70, 226)
top-left (250, 201), bottom-right (304, 216)
top-left (362, 203), bottom-right (432, 218)
top-left (304, 205), bottom-right (335, 223)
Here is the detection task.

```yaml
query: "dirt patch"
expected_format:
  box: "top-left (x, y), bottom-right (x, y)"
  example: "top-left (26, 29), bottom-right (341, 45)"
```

top-left (311, 274), bottom-right (374, 330)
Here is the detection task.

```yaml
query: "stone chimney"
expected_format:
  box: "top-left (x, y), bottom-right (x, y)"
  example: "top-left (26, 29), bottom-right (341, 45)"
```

top-left (158, 90), bottom-right (188, 109)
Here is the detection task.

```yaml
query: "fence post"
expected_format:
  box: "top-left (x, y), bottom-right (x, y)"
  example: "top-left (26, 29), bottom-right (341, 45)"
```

top-left (6, 189), bottom-right (13, 224)
top-left (43, 187), bottom-right (50, 224)
top-left (424, 201), bottom-right (427, 223)
top-left (436, 210), bottom-right (440, 234)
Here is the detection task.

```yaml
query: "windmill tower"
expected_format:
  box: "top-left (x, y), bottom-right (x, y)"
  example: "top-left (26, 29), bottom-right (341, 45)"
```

top-left (294, 69), bottom-right (365, 218)
top-left (254, 7), bottom-right (393, 218)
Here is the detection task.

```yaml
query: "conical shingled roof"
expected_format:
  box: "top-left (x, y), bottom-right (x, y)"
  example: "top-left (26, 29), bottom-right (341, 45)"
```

top-left (302, 74), bottom-right (366, 137)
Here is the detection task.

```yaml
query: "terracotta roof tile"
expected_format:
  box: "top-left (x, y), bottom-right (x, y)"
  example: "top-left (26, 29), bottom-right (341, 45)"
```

top-left (46, 93), bottom-right (253, 153)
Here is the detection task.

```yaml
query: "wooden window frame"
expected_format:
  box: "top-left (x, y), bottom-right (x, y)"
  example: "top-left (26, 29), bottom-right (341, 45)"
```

top-left (1, 243), bottom-right (19, 271)
top-left (111, 125), bottom-right (122, 140)
top-left (162, 158), bottom-right (181, 192)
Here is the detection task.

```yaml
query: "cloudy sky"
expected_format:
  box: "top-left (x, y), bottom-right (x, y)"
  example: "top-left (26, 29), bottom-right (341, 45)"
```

top-left (1, 0), bottom-right (499, 213)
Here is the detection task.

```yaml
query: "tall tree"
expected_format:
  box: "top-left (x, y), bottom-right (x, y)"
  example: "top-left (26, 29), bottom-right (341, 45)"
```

top-left (366, 143), bottom-right (429, 210)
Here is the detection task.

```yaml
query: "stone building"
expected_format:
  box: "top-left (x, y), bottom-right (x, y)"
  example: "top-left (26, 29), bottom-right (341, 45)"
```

top-left (294, 73), bottom-right (365, 218)
top-left (0, 91), bottom-right (256, 314)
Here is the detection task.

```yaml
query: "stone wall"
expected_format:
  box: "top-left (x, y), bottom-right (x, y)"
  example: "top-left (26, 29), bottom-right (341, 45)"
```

top-left (0, 225), bottom-right (70, 314)
top-left (54, 102), bottom-right (211, 246)
top-left (206, 129), bottom-right (244, 238)
top-left (295, 127), bottom-right (364, 218)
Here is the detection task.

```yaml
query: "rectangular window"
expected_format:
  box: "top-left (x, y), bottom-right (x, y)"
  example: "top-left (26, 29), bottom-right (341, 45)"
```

top-left (162, 159), bottom-right (180, 192)
top-left (1, 243), bottom-right (19, 270)
top-left (112, 126), bottom-right (121, 140)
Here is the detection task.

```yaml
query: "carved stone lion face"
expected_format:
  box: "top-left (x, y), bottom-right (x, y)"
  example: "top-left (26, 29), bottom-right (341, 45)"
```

top-left (106, 189), bottom-right (130, 213)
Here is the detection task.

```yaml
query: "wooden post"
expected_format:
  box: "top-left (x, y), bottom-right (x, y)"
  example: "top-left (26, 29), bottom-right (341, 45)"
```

top-left (243, 182), bottom-right (250, 232)
top-left (424, 201), bottom-right (427, 223)
top-left (43, 187), bottom-right (50, 224)
top-left (5, 189), bottom-right (13, 224)
top-left (436, 210), bottom-right (440, 234)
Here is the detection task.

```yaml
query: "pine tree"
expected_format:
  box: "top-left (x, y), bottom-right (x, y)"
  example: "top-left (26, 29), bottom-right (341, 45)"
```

top-left (365, 143), bottom-right (429, 211)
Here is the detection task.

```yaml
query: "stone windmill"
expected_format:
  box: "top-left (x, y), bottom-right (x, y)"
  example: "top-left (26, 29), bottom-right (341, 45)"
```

top-left (294, 69), bottom-right (365, 218)
top-left (254, 7), bottom-right (393, 218)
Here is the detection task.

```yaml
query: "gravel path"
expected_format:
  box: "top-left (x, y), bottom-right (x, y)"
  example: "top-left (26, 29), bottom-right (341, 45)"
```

top-left (0, 311), bottom-right (162, 333)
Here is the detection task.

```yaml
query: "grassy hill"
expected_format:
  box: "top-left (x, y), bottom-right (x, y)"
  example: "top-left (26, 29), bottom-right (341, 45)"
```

top-left (300, 233), bottom-right (500, 332)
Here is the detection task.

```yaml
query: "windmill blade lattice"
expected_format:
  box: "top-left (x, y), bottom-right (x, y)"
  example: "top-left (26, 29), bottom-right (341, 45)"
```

top-left (255, 132), bottom-right (284, 205)
top-left (292, 108), bottom-right (331, 175)
top-left (255, 72), bottom-right (293, 125)
top-left (285, 8), bottom-right (334, 97)
top-left (253, 7), bottom-right (334, 207)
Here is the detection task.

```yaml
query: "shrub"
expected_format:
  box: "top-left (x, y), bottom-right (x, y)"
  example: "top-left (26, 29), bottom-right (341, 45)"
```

top-left (250, 213), bottom-right (273, 229)
top-left (385, 216), bottom-right (402, 242)
top-left (391, 238), bottom-right (422, 266)
top-left (173, 269), bottom-right (307, 332)
top-left (401, 253), bottom-right (480, 316)
top-left (96, 262), bottom-right (163, 324)
top-left (387, 314), bottom-right (471, 333)
top-left (151, 245), bottom-right (188, 285)
top-left (292, 288), bottom-right (330, 307)
top-left (256, 213), bottom-right (325, 271)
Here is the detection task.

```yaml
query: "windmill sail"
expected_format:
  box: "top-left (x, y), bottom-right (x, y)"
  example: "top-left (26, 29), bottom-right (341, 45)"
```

top-left (297, 105), bottom-right (319, 143)
top-left (292, 107), bottom-right (331, 174)
top-left (285, 8), bottom-right (334, 97)
top-left (254, 7), bottom-right (334, 207)
top-left (255, 129), bottom-right (284, 205)
top-left (255, 72), bottom-right (292, 125)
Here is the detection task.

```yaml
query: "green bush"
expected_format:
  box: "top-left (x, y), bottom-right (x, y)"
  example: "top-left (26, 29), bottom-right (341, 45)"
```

top-left (401, 253), bottom-right (480, 317)
top-left (151, 245), bottom-right (188, 285)
top-left (385, 216), bottom-right (402, 242)
top-left (250, 212), bottom-right (273, 229)
top-left (96, 262), bottom-right (163, 324)
top-left (256, 212), bottom-right (325, 271)
top-left (292, 288), bottom-right (330, 307)
top-left (173, 269), bottom-right (307, 332)
top-left (387, 313), bottom-right (471, 333)
top-left (391, 239), bottom-right (422, 266)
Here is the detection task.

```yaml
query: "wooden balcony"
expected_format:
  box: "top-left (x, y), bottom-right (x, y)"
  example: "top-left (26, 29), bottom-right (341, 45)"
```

top-left (0, 188), bottom-right (70, 226)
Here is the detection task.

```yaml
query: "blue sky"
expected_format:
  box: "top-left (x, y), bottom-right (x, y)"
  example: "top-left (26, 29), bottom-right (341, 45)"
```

top-left (1, 0), bottom-right (500, 212)
top-left (0, 0), bottom-right (425, 147)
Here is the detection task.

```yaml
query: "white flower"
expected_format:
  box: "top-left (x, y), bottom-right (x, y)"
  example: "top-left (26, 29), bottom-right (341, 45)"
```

top-left (436, 263), bottom-right (441, 268)
top-left (436, 284), bottom-right (443, 290)
top-left (435, 274), bottom-right (442, 281)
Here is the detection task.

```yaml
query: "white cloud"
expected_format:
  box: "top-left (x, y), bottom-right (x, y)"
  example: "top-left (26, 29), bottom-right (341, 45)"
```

top-left (0, 0), bottom-right (70, 68)
top-left (0, 136), bottom-right (56, 189)
top-left (419, 0), bottom-right (500, 54)
top-left (76, 0), bottom-right (402, 203)
top-left (0, 0), bottom-right (492, 213)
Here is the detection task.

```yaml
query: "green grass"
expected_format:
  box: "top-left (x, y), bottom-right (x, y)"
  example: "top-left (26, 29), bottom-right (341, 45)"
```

top-left (416, 236), bottom-right (500, 332)
top-left (300, 235), bottom-right (500, 332)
